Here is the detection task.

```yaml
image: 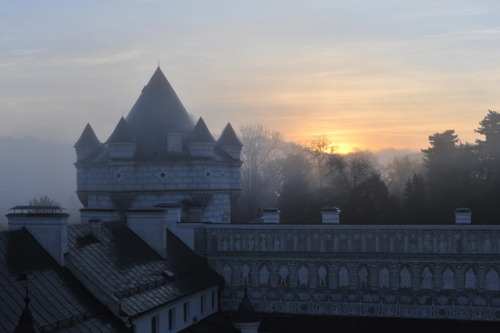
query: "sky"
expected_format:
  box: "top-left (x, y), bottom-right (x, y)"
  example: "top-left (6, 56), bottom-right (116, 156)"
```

top-left (2, 1), bottom-right (500, 153)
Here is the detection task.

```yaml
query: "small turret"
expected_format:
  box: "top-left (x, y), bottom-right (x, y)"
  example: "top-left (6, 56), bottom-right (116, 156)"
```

top-left (218, 123), bottom-right (243, 160)
top-left (106, 117), bottom-right (137, 160)
top-left (187, 118), bottom-right (216, 158)
top-left (232, 288), bottom-right (260, 333)
top-left (74, 123), bottom-right (102, 162)
top-left (14, 286), bottom-right (36, 333)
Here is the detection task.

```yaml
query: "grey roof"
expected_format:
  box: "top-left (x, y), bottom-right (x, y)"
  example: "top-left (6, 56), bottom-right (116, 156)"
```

top-left (74, 123), bottom-right (101, 148)
top-left (218, 123), bottom-right (242, 146)
top-left (0, 229), bottom-right (122, 332)
top-left (187, 118), bottom-right (215, 143)
top-left (107, 117), bottom-right (136, 144)
top-left (67, 222), bottom-right (222, 318)
top-left (125, 67), bottom-right (194, 159)
top-left (77, 67), bottom-right (239, 164)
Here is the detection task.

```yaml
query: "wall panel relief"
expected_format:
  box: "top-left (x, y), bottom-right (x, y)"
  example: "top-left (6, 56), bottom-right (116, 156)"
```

top-left (201, 225), bottom-right (500, 322)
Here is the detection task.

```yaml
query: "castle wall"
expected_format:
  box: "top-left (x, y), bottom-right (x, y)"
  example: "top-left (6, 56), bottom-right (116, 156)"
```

top-left (76, 161), bottom-right (239, 222)
top-left (77, 162), bottom-right (240, 194)
top-left (194, 224), bottom-right (500, 322)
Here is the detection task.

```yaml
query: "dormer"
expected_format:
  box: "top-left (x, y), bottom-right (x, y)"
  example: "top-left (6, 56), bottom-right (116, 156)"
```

top-left (106, 117), bottom-right (137, 160)
top-left (167, 128), bottom-right (183, 153)
top-left (187, 118), bottom-right (216, 158)
top-left (218, 123), bottom-right (243, 160)
top-left (74, 123), bottom-right (102, 162)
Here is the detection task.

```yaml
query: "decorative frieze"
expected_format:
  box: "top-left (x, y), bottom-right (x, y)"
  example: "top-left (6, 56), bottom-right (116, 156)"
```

top-left (195, 224), bottom-right (500, 322)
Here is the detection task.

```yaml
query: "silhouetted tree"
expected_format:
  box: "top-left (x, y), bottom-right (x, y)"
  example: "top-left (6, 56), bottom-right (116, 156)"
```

top-left (403, 173), bottom-right (428, 223)
top-left (341, 174), bottom-right (398, 224)
top-left (475, 110), bottom-right (500, 222)
top-left (383, 154), bottom-right (423, 201)
top-left (305, 135), bottom-right (335, 190)
top-left (278, 153), bottom-right (319, 224)
top-left (235, 124), bottom-right (283, 222)
top-left (422, 130), bottom-right (477, 223)
top-left (29, 195), bottom-right (60, 207)
top-left (325, 151), bottom-right (379, 202)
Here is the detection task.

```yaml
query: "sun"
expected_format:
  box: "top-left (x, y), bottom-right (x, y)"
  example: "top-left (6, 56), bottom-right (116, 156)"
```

top-left (333, 143), bottom-right (354, 155)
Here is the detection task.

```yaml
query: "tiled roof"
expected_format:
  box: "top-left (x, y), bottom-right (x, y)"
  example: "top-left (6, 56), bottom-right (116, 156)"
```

top-left (218, 123), bottom-right (242, 146)
top-left (107, 117), bottom-right (136, 144)
top-left (125, 67), bottom-right (194, 160)
top-left (67, 222), bottom-right (222, 318)
top-left (0, 229), bottom-right (122, 332)
top-left (187, 118), bottom-right (215, 143)
top-left (74, 123), bottom-right (101, 148)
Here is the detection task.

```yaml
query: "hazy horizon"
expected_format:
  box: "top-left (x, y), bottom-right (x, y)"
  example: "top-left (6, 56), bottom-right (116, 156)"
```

top-left (2, 1), bottom-right (500, 152)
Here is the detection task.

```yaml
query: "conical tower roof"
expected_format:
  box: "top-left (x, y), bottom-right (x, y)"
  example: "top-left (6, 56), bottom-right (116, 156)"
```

top-left (187, 118), bottom-right (215, 143)
top-left (233, 288), bottom-right (259, 323)
top-left (125, 67), bottom-right (194, 159)
top-left (107, 117), bottom-right (136, 143)
top-left (14, 291), bottom-right (36, 333)
top-left (74, 123), bottom-right (101, 148)
top-left (218, 123), bottom-right (242, 146)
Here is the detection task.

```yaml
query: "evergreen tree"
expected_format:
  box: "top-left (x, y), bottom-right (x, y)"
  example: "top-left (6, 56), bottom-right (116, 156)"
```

top-left (475, 110), bottom-right (500, 223)
top-left (403, 173), bottom-right (427, 223)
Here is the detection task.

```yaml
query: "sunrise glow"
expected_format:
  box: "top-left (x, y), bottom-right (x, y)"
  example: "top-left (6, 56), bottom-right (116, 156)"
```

top-left (1, 1), bottom-right (500, 153)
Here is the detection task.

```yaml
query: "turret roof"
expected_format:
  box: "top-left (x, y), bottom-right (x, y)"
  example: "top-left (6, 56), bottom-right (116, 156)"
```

top-left (125, 67), bottom-right (194, 159)
top-left (233, 288), bottom-right (259, 323)
top-left (218, 123), bottom-right (242, 146)
top-left (107, 117), bottom-right (136, 144)
top-left (13, 292), bottom-right (36, 333)
top-left (74, 123), bottom-right (101, 148)
top-left (187, 118), bottom-right (215, 143)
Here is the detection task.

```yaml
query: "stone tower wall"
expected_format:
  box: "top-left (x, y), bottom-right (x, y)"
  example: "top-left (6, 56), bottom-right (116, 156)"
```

top-left (76, 161), bottom-right (240, 222)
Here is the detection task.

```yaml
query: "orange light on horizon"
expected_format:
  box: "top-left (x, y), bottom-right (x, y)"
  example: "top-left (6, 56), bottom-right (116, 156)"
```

top-left (333, 143), bottom-right (356, 155)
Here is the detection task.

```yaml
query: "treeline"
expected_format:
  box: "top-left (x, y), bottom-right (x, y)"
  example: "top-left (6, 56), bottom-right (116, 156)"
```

top-left (232, 110), bottom-right (500, 225)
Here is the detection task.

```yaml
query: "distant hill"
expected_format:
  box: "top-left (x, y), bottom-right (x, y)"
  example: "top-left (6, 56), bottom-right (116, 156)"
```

top-left (0, 137), bottom-right (81, 229)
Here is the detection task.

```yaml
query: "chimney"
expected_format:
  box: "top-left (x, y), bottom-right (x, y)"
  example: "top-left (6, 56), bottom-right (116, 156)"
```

top-left (155, 203), bottom-right (195, 250)
top-left (88, 219), bottom-right (102, 240)
top-left (322, 206), bottom-right (341, 224)
top-left (455, 208), bottom-right (472, 224)
top-left (262, 208), bottom-right (280, 224)
top-left (127, 209), bottom-right (168, 258)
top-left (7, 206), bottom-right (69, 266)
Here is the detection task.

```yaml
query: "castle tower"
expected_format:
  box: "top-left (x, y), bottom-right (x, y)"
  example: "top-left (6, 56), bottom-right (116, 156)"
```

top-left (75, 67), bottom-right (242, 223)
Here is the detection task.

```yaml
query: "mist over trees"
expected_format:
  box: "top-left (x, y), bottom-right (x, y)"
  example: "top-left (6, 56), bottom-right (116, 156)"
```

top-left (1, 112), bottom-right (499, 227)
top-left (233, 110), bottom-right (500, 225)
